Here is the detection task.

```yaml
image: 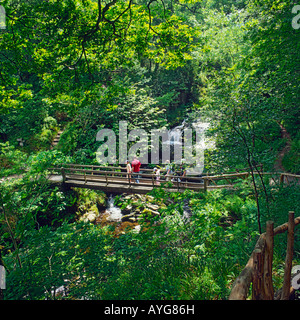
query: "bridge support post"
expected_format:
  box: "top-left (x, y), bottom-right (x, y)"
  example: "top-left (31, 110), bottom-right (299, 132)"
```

top-left (61, 168), bottom-right (66, 183)
top-left (128, 174), bottom-right (131, 188)
top-left (204, 178), bottom-right (208, 192)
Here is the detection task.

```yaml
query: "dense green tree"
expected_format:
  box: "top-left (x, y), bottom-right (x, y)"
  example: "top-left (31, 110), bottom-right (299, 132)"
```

top-left (0, 0), bottom-right (299, 301)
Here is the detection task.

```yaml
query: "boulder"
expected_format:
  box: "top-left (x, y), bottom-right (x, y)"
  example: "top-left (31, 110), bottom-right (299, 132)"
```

top-left (81, 211), bottom-right (97, 223)
top-left (121, 212), bottom-right (136, 222)
top-left (122, 204), bottom-right (133, 215)
top-left (146, 195), bottom-right (155, 202)
top-left (147, 204), bottom-right (159, 211)
top-left (79, 203), bottom-right (100, 223)
top-left (142, 208), bottom-right (160, 216)
top-left (135, 194), bottom-right (144, 200)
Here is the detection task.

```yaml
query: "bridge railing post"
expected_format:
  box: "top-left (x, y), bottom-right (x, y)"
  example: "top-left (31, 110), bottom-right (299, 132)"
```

top-left (128, 173), bottom-right (131, 188)
top-left (61, 168), bottom-right (66, 183)
top-left (263, 220), bottom-right (274, 300)
top-left (281, 211), bottom-right (295, 300)
top-left (204, 178), bottom-right (208, 192)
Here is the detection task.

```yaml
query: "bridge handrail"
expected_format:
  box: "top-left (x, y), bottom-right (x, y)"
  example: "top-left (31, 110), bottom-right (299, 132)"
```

top-left (76, 176), bottom-right (204, 189)
top-left (56, 163), bottom-right (266, 176)
top-left (49, 166), bottom-right (300, 181)
top-left (62, 163), bottom-right (165, 172)
top-left (48, 165), bottom-right (300, 193)
top-left (63, 167), bottom-right (204, 181)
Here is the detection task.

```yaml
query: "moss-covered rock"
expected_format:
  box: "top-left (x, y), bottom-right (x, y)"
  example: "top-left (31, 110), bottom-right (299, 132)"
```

top-left (74, 188), bottom-right (107, 222)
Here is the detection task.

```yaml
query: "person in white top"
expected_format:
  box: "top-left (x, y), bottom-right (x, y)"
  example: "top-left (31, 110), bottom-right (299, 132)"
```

top-left (126, 160), bottom-right (132, 183)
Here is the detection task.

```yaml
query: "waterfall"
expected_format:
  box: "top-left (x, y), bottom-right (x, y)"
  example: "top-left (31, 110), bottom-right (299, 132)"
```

top-left (163, 120), bottom-right (186, 146)
top-left (105, 195), bottom-right (122, 222)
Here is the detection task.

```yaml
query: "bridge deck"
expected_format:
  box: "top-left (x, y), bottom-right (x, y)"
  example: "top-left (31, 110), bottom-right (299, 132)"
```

top-left (48, 170), bottom-right (235, 194)
top-left (47, 163), bottom-right (300, 194)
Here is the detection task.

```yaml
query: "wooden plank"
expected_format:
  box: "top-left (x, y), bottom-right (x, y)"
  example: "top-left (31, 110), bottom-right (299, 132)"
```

top-left (65, 180), bottom-right (153, 194)
top-left (91, 179), bottom-right (203, 191)
top-left (65, 177), bottom-right (196, 193)
top-left (281, 173), bottom-right (300, 178)
top-left (65, 172), bottom-right (205, 188)
top-left (202, 172), bottom-right (249, 180)
top-left (274, 216), bottom-right (300, 235)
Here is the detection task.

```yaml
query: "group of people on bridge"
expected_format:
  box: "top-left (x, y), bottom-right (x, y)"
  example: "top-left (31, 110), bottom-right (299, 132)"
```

top-left (125, 157), bottom-right (188, 185)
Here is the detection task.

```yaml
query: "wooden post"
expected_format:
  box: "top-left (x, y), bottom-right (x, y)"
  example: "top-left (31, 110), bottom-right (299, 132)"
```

top-left (0, 247), bottom-right (4, 300)
top-left (280, 174), bottom-right (284, 185)
top-left (203, 178), bottom-right (208, 192)
top-left (105, 173), bottom-right (108, 186)
top-left (281, 211), bottom-right (295, 300)
top-left (252, 249), bottom-right (264, 300)
top-left (263, 220), bottom-right (274, 300)
top-left (128, 173), bottom-right (131, 188)
top-left (84, 171), bottom-right (87, 184)
top-left (61, 168), bottom-right (66, 183)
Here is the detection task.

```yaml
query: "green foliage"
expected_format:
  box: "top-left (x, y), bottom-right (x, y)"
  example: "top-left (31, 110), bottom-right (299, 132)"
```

top-left (0, 142), bottom-right (28, 176)
top-left (43, 117), bottom-right (57, 130)
top-left (282, 133), bottom-right (300, 174)
top-left (3, 222), bottom-right (113, 300)
top-left (0, 0), bottom-right (299, 301)
top-left (74, 188), bottom-right (107, 217)
top-left (57, 122), bottom-right (80, 155)
top-left (25, 150), bottom-right (72, 175)
top-left (34, 129), bottom-right (55, 150)
top-left (2, 176), bottom-right (299, 300)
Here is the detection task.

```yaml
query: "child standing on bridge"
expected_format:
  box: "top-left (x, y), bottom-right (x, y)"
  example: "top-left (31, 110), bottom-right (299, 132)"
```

top-left (153, 167), bottom-right (161, 185)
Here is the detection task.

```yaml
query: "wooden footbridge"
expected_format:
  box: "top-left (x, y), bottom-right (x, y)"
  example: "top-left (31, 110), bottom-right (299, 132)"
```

top-left (48, 164), bottom-right (300, 195)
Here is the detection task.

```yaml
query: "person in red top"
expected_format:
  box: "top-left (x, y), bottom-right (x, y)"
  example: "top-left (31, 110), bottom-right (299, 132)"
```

top-left (131, 157), bottom-right (141, 183)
